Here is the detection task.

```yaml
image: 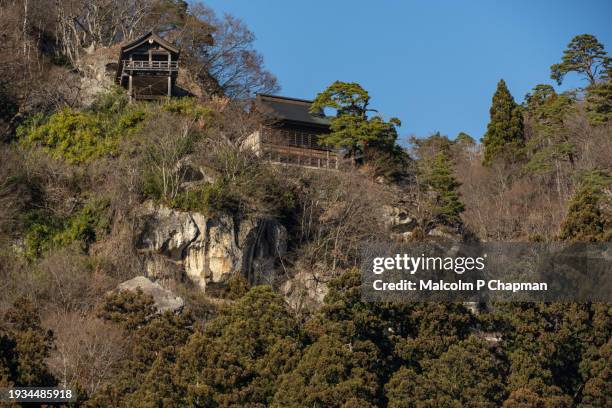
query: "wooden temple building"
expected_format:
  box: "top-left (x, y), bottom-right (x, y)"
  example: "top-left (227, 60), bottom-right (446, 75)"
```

top-left (244, 94), bottom-right (339, 169)
top-left (116, 32), bottom-right (179, 100)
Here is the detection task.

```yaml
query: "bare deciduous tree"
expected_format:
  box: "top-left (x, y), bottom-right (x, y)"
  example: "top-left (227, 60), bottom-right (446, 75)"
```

top-left (46, 311), bottom-right (127, 396)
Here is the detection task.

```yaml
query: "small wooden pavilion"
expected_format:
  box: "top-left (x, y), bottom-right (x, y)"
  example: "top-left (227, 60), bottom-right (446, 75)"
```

top-left (243, 94), bottom-right (338, 169)
top-left (116, 32), bottom-right (179, 100)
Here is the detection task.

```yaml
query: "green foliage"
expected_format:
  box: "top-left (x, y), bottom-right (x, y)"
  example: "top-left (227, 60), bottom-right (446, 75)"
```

top-left (91, 85), bottom-right (130, 114)
top-left (53, 198), bottom-right (111, 247)
top-left (579, 339), bottom-right (612, 408)
top-left (486, 302), bottom-right (597, 404)
top-left (162, 97), bottom-right (213, 121)
top-left (93, 311), bottom-right (193, 407)
top-left (455, 131), bottom-right (475, 146)
top-left (419, 151), bottom-right (465, 226)
top-left (311, 81), bottom-right (401, 158)
top-left (482, 79), bottom-right (525, 166)
top-left (222, 275), bottom-right (250, 300)
top-left (551, 34), bottom-right (611, 85)
top-left (169, 181), bottom-right (238, 215)
top-left (559, 170), bottom-right (611, 242)
top-left (17, 96), bottom-right (146, 164)
top-left (386, 337), bottom-right (506, 408)
top-left (97, 289), bottom-right (156, 331)
top-left (273, 334), bottom-right (379, 408)
top-left (523, 85), bottom-right (577, 175)
top-left (0, 298), bottom-right (56, 387)
top-left (19, 108), bottom-right (111, 164)
top-left (177, 286), bottom-right (302, 407)
top-left (22, 198), bottom-right (110, 259)
top-left (586, 78), bottom-right (612, 124)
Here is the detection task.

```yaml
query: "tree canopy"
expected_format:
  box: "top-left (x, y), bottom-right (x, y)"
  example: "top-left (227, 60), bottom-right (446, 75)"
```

top-left (481, 79), bottom-right (525, 166)
top-left (550, 34), bottom-right (611, 86)
top-left (310, 81), bottom-right (401, 158)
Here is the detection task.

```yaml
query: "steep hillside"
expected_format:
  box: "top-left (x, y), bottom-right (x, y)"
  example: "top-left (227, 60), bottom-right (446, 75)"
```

top-left (0, 1), bottom-right (610, 406)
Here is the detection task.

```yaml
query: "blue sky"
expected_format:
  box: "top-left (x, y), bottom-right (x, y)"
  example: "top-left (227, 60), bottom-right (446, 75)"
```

top-left (203, 0), bottom-right (612, 142)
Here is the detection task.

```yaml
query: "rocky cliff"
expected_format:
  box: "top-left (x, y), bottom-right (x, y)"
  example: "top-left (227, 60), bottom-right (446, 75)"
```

top-left (135, 202), bottom-right (287, 292)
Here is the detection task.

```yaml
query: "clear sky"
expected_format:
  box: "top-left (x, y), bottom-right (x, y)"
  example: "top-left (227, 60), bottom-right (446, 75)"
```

top-left (203, 0), bottom-right (612, 142)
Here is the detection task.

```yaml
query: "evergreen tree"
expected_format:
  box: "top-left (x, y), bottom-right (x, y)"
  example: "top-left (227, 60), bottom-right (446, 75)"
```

top-left (310, 81), bottom-right (401, 158)
top-left (272, 334), bottom-right (379, 408)
top-left (559, 172), bottom-right (611, 242)
top-left (386, 337), bottom-right (507, 408)
top-left (585, 65), bottom-right (612, 124)
top-left (482, 79), bottom-right (525, 165)
top-left (0, 298), bottom-right (56, 387)
top-left (579, 339), bottom-right (612, 408)
top-left (550, 34), bottom-right (611, 86)
top-left (176, 286), bottom-right (302, 407)
top-left (420, 151), bottom-right (465, 226)
top-left (523, 85), bottom-right (577, 180)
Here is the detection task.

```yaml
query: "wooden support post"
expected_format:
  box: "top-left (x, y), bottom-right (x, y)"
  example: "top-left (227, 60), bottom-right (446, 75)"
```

top-left (128, 74), bottom-right (133, 102)
top-left (167, 53), bottom-right (172, 97)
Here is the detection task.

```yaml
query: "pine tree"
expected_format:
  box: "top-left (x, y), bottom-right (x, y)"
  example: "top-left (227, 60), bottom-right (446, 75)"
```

top-left (482, 79), bottom-right (525, 165)
top-left (310, 81), bottom-right (401, 158)
top-left (550, 34), bottom-right (610, 86)
top-left (586, 69), bottom-right (612, 124)
top-left (522, 85), bottom-right (577, 188)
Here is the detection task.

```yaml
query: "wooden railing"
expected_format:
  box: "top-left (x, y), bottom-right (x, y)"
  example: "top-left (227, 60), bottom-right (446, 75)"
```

top-left (261, 127), bottom-right (330, 151)
top-left (261, 143), bottom-right (338, 169)
top-left (243, 129), bottom-right (339, 169)
top-left (122, 60), bottom-right (178, 71)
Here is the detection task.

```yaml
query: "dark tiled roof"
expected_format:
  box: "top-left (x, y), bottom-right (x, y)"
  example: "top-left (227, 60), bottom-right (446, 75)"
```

top-left (120, 31), bottom-right (180, 55)
top-left (256, 94), bottom-right (331, 127)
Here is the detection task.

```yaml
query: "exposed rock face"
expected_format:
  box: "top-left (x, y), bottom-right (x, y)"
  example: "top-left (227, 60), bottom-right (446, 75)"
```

top-left (280, 270), bottom-right (329, 313)
top-left (117, 276), bottom-right (184, 314)
top-left (136, 202), bottom-right (287, 291)
top-left (382, 204), bottom-right (418, 241)
top-left (77, 45), bottom-right (120, 106)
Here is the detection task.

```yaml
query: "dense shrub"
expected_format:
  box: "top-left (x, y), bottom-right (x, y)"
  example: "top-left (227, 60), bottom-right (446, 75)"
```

top-left (169, 181), bottom-right (239, 215)
top-left (18, 108), bottom-right (111, 164)
top-left (162, 97), bottom-right (214, 121)
top-left (23, 198), bottom-right (111, 259)
top-left (17, 90), bottom-right (147, 164)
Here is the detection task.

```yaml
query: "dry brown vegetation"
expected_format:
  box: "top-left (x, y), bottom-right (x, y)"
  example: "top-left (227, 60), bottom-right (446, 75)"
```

top-left (456, 107), bottom-right (612, 241)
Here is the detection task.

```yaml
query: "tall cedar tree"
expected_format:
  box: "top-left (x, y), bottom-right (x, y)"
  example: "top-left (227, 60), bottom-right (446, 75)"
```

top-left (310, 81), bottom-right (401, 158)
top-left (420, 151), bottom-right (465, 226)
top-left (482, 79), bottom-right (525, 165)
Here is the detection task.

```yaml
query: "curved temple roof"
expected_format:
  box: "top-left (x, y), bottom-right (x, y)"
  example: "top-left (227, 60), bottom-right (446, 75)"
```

top-left (119, 31), bottom-right (180, 56)
top-left (256, 94), bottom-right (330, 128)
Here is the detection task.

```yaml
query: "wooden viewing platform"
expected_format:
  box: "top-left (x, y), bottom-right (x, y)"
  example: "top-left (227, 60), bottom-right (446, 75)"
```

top-left (121, 60), bottom-right (178, 72)
top-left (116, 32), bottom-right (180, 100)
top-left (244, 128), bottom-right (339, 169)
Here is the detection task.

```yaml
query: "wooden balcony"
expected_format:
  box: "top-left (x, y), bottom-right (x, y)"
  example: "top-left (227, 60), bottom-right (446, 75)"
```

top-left (243, 129), bottom-right (338, 169)
top-left (122, 60), bottom-right (178, 72)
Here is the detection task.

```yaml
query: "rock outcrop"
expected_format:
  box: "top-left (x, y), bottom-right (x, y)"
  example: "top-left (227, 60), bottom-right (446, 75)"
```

top-left (77, 45), bottom-right (120, 106)
top-left (382, 203), bottom-right (418, 241)
top-left (135, 202), bottom-right (287, 292)
top-left (117, 276), bottom-right (184, 314)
